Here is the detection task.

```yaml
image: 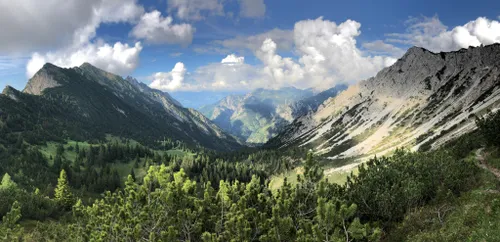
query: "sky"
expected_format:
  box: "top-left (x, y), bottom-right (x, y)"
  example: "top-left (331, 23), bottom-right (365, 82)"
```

top-left (0, 0), bottom-right (500, 107)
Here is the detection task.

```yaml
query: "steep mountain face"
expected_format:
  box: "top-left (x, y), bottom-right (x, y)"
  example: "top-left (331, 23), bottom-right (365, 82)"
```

top-left (0, 63), bottom-right (241, 151)
top-left (268, 44), bottom-right (500, 159)
top-left (200, 86), bottom-right (345, 143)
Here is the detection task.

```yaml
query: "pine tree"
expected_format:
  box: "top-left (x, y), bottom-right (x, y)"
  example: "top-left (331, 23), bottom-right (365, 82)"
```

top-left (2, 201), bottom-right (21, 229)
top-left (0, 173), bottom-right (17, 190)
top-left (304, 151), bottom-right (323, 182)
top-left (130, 169), bottom-right (136, 182)
top-left (54, 170), bottom-right (74, 209)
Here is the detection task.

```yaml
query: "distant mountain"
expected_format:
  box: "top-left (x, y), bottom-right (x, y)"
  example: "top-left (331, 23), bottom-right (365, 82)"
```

top-left (268, 44), bottom-right (500, 159)
top-left (200, 86), bottom-right (346, 143)
top-left (0, 63), bottom-right (242, 151)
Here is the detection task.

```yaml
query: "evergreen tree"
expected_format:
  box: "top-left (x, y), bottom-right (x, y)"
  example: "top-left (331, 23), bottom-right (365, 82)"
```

top-left (0, 173), bottom-right (17, 190)
top-left (2, 201), bottom-right (21, 229)
top-left (54, 170), bottom-right (74, 209)
top-left (304, 151), bottom-right (323, 183)
top-left (130, 169), bottom-right (136, 182)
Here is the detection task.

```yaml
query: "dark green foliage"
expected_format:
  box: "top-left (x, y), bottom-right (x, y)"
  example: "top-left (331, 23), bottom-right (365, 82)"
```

top-left (0, 174), bottom-right (59, 221)
top-left (476, 110), bottom-right (500, 147)
top-left (67, 166), bottom-right (378, 241)
top-left (0, 64), bottom-right (241, 152)
top-left (346, 149), bottom-right (480, 223)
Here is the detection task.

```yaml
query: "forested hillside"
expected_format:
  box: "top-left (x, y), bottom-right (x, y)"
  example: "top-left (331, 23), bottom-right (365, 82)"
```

top-left (1, 108), bottom-right (499, 241)
top-left (0, 63), bottom-right (241, 151)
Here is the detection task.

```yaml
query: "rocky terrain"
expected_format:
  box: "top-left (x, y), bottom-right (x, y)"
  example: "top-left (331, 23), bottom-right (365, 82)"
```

top-left (268, 44), bottom-right (500, 159)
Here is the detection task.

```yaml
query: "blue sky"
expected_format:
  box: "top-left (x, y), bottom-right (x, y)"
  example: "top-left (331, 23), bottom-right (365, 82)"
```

top-left (0, 0), bottom-right (499, 107)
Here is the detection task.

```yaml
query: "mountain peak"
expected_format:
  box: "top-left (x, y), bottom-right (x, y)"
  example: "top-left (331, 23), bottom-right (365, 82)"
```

top-left (400, 46), bottom-right (435, 60)
top-left (79, 62), bottom-right (97, 70)
top-left (2, 85), bottom-right (21, 101)
top-left (41, 62), bottom-right (61, 70)
top-left (23, 63), bottom-right (63, 95)
top-left (2, 85), bottom-right (16, 95)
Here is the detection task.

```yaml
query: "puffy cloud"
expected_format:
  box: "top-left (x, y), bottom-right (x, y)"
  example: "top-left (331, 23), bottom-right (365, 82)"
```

top-left (167, 0), bottom-right (224, 21)
top-left (239, 0), bottom-right (266, 18)
top-left (387, 16), bottom-right (500, 52)
top-left (169, 18), bottom-right (396, 92)
top-left (0, 0), bottom-right (144, 54)
top-left (255, 39), bottom-right (304, 88)
top-left (150, 62), bottom-right (187, 91)
top-left (26, 42), bottom-right (143, 78)
top-left (213, 29), bottom-right (294, 53)
top-left (19, 0), bottom-right (165, 78)
top-left (221, 54), bottom-right (245, 65)
top-left (294, 17), bottom-right (396, 90)
top-left (130, 11), bottom-right (195, 46)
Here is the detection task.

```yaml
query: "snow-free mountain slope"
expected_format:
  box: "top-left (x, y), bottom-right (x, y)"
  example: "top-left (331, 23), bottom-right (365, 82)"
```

top-left (200, 86), bottom-right (346, 143)
top-left (0, 63), bottom-right (241, 151)
top-left (269, 44), bottom-right (500, 159)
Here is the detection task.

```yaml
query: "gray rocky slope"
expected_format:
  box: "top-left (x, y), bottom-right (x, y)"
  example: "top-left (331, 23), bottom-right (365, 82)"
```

top-left (268, 44), bottom-right (500, 159)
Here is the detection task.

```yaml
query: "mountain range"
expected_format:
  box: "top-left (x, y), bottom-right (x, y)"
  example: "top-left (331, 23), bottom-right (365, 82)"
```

top-left (199, 85), bottom-right (346, 143)
top-left (2, 44), bottom-right (500, 158)
top-left (0, 63), bottom-right (241, 151)
top-left (268, 44), bottom-right (500, 160)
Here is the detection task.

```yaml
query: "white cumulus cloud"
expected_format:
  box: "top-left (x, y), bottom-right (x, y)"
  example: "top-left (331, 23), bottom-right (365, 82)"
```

top-left (164, 17), bottom-right (397, 92)
top-left (255, 39), bottom-right (304, 88)
top-left (26, 42), bottom-right (143, 78)
top-left (221, 54), bottom-right (245, 65)
top-left (131, 10), bottom-right (195, 46)
top-left (150, 62), bottom-right (187, 91)
top-left (0, 0), bottom-right (144, 54)
top-left (293, 17), bottom-right (396, 90)
top-left (387, 16), bottom-right (500, 52)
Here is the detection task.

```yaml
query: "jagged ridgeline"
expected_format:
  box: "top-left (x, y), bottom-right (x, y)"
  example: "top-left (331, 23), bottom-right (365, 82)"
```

top-left (268, 44), bottom-right (500, 159)
top-left (0, 63), bottom-right (241, 151)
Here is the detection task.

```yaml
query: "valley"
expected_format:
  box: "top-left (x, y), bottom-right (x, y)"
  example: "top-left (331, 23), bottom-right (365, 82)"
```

top-left (1, 6), bottom-right (500, 239)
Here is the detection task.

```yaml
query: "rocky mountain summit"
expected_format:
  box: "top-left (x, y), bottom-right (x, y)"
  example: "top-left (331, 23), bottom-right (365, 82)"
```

top-left (268, 44), bottom-right (500, 159)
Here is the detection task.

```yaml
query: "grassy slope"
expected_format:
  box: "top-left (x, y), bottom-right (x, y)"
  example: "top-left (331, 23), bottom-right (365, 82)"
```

top-left (38, 135), bottom-right (194, 181)
top-left (269, 160), bottom-right (360, 191)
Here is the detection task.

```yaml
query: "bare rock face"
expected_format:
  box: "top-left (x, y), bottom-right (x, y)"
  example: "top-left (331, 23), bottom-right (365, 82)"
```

top-left (271, 44), bottom-right (500, 160)
top-left (23, 64), bottom-right (61, 95)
